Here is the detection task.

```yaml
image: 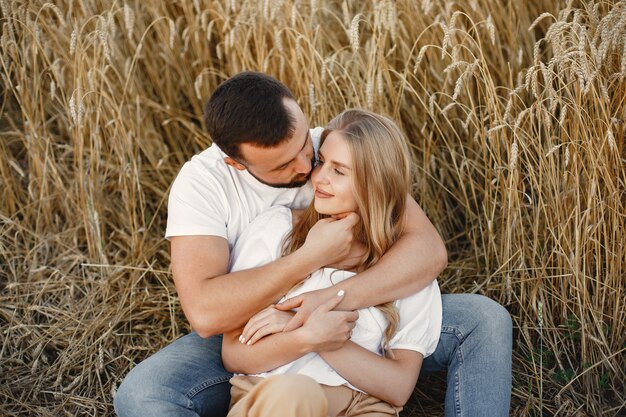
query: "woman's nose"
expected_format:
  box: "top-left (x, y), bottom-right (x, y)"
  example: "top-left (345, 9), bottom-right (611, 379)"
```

top-left (311, 164), bottom-right (328, 184)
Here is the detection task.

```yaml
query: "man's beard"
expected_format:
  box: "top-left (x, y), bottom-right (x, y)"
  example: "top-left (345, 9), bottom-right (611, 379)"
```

top-left (246, 156), bottom-right (316, 189)
top-left (247, 169), bottom-right (311, 189)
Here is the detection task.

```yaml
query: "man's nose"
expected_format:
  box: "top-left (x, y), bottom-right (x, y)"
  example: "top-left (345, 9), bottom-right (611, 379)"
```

top-left (294, 152), bottom-right (312, 174)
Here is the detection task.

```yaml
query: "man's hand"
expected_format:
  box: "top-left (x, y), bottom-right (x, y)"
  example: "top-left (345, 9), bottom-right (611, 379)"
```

top-left (295, 290), bottom-right (359, 352)
top-left (239, 305), bottom-right (295, 345)
top-left (298, 213), bottom-right (359, 270)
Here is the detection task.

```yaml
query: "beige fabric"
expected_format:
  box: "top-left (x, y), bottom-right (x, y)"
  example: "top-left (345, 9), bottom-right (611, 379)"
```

top-left (319, 384), bottom-right (401, 417)
top-left (228, 375), bottom-right (401, 417)
top-left (228, 375), bottom-right (327, 417)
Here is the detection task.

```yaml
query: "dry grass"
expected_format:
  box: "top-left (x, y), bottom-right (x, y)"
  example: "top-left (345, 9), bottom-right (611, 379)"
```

top-left (1, 0), bottom-right (624, 415)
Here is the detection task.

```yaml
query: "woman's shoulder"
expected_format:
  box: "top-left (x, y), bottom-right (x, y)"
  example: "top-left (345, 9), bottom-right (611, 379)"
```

top-left (234, 206), bottom-right (293, 247)
top-left (229, 206), bottom-right (293, 271)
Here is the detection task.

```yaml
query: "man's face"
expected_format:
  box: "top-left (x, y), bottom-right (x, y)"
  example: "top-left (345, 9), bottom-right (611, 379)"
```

top-left (235, 99), bottom-right (315, 188)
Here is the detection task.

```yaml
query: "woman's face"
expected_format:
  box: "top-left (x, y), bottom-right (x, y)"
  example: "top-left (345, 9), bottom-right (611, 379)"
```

top-left (311, 131), bottom-right (358, 217)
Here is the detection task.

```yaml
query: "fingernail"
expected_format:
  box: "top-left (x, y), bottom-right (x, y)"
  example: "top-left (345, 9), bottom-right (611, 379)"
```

top-left (247, 340), bottom-right (252, 346)
top-left (240, 336), bottom-right (245, 344)
top-left (337, 290), bottom-right (345, 297)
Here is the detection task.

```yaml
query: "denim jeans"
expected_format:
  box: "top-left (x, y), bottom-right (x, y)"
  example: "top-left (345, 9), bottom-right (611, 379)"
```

top-left (114, 294), bottom-right (512, 417)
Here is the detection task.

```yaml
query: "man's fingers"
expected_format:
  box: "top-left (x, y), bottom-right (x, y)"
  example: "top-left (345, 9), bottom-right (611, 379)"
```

top-left (275, 296), bottom-right (302, 311)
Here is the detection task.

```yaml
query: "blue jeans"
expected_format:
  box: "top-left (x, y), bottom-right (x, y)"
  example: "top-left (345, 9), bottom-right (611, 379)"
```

top-left (114, 294), bottom-right (512, 417)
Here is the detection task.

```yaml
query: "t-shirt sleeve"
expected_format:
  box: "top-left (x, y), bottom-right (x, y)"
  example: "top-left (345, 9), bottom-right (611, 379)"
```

top-left (388, 281), bottom-right (442, 358)
top-left (228, 206), bottom-right (292, 272)
top-left (311, 127), bottom-right (324, 152)
top-left (165, 163), bottom-right (229, 240)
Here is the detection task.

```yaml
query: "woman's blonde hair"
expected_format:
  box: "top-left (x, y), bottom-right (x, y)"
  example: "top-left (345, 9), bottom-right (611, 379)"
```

top-left (283, 109), bottom-right (413, 351)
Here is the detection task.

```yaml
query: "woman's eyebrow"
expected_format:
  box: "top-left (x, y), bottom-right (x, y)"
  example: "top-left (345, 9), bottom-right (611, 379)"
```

top-left (318, 150), bottom-right (351, 169)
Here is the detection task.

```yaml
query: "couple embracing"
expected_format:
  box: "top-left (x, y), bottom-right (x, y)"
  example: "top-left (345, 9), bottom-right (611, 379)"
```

top-left (115, 72), bottom-right (512, 417)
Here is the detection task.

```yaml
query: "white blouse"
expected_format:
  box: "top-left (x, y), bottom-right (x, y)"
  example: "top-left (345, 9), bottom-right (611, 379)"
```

top-left (229, 206), bottom-right (442, 391)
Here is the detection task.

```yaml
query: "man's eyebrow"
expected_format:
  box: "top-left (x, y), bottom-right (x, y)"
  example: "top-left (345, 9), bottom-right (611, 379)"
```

top-left (271, 131), bottom-right (311, 171)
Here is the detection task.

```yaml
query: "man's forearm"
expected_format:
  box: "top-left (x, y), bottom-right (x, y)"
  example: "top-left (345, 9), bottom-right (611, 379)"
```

top-left (334, 195), bottom-right (447, 310)
top-left (172, 213), bottom-right (359, 338)
top-left (336, 229), bottom-right (446, 311)
top-left (177, 250), bottom-right (319, 337)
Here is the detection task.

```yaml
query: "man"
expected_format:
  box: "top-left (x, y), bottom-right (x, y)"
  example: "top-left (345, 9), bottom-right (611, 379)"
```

top-left (114, 72), bottom-right (512, 417)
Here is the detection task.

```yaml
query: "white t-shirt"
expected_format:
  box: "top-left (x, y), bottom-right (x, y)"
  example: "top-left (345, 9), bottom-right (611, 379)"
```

top-left (230, 206), bottom-right (442, 392)
top-left (165, 127), bottom-right (324, 248)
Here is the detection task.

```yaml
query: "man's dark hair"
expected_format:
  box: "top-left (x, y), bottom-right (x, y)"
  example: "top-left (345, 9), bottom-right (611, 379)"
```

top-left (203, 71), bottom-right (296, 161)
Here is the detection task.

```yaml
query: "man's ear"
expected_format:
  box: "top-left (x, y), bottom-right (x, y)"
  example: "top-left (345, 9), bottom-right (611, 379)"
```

top-left (224, 157), bottom-right (247, 171)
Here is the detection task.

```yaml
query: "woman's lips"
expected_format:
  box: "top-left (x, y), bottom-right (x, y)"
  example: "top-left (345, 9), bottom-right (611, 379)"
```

top-left (315, 189), bottom-right (333, 198)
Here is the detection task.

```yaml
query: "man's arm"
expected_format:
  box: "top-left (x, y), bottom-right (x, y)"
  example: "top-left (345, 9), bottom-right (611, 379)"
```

top-left (171, 235), bottom-right (313, 337)
top-left (340, 195), bottom-right (447, 306)
top-left (279, 195), bottom-right (447, 329)
top-left (171, 214), bottom-right (359, 338)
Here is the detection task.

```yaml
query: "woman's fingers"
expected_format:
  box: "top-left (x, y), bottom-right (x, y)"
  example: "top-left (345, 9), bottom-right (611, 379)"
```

top-left (241, 305), bottom-right (295, 344)
top-left (240, 320), bottom-right (269, 344)
top-left (241, 305), bottom-right (275, 342)
top-left (246, 323), bottom-right (284, 345)
top-left (241, 307), bottom-right (273, 342)
top-left (275, 295), bottom-right (302, 311)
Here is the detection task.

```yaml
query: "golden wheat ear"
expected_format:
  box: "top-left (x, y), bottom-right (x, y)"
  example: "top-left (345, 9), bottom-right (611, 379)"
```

top-left (0, 0), bottom-right (624, 415)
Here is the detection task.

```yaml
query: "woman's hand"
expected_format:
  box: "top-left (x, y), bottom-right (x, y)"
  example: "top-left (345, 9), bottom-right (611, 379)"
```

top-left (239, 305), bottom-right (295, 345)
top-left (275, 286), bottom-right (340, 331)
top-left (299, 212), bottom-right (359, 269)
top-left (242, 291), bottom-right (358, 350)
top-left (296, 290), bottom-right (359, 352)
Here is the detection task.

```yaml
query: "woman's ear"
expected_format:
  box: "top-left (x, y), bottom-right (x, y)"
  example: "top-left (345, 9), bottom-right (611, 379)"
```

top-left (224, 157), bottom-right (247, 171)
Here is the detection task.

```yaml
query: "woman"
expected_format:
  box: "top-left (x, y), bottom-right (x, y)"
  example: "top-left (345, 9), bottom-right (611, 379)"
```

top-left (222, 109), bottom-right (442, 417)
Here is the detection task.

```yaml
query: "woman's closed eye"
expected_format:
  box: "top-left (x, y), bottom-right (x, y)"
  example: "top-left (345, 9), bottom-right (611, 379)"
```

top-left (317, 156), bottom-right (346, 175)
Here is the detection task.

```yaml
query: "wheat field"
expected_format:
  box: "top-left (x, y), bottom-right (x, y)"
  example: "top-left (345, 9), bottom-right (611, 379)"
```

top-left (0, 0), bottom-right (624, 415)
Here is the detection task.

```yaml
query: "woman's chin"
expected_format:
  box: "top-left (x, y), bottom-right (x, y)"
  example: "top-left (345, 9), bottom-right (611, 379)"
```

top-left (313, 202), bottom-right (337, 217)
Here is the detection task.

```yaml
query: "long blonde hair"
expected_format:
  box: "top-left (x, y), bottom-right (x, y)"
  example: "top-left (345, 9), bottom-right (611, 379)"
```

top-left (283, 109), bottom-right (413, 351)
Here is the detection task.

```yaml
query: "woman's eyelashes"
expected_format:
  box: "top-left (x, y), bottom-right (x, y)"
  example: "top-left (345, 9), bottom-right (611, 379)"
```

top-left (317, 158), bottom-right (345, 176)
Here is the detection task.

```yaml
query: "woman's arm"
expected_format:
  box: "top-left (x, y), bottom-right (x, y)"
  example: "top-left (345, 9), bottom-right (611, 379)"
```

top-left (222, 328), bottom-right (310, 374)
top-left (222, 292), bottom-right (358, 374)
top-left (320, 283), bottom-right (441, 407)
top-left (319, 343), bottom-right (423, 407)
